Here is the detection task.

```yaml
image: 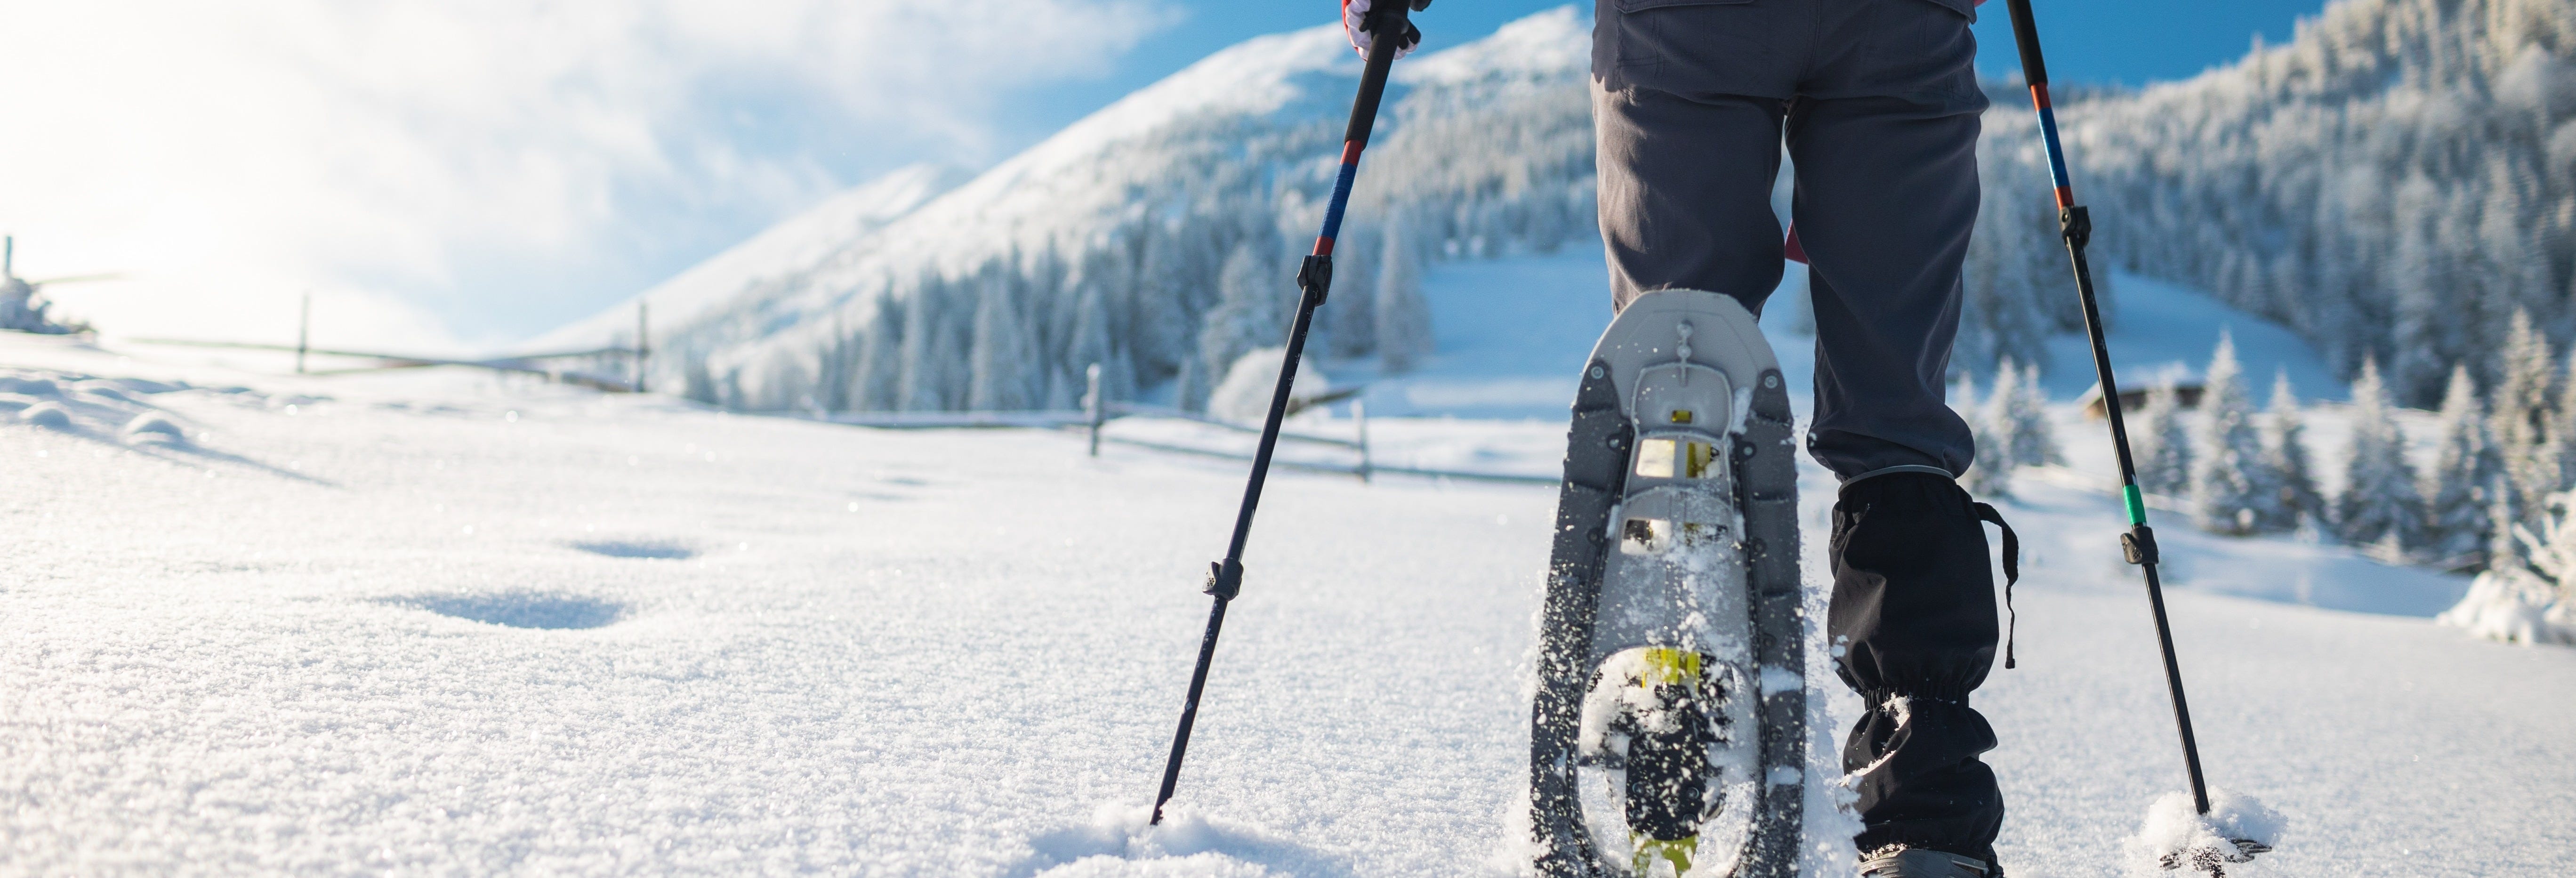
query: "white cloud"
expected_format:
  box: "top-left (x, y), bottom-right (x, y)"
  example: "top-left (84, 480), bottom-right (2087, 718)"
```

top-left (0, 0), bottom-right (1169, 353)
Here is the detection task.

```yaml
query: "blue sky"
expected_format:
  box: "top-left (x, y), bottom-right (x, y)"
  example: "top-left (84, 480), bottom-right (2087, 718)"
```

top-left (0, 0), bottom-right (2329, 351)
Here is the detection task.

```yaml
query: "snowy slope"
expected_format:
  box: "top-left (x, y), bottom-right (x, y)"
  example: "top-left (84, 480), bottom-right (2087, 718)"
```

top-left (1363, 242), bottom-right (2350, 423)
top-left (544, 23), bottom-right (1374, 367)
top-left (528, 163), bottom-right (969, 354)
top-left (523, 10), bottom-right (1598, 413)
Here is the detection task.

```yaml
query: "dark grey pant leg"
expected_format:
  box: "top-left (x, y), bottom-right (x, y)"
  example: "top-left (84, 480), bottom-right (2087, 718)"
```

top-left (1789, 0), bottom-right (2004, 865)
top-left (1593, 86), bottom-right (1787, 314)
top-left (1790, 92), bottom-right (1982, 481)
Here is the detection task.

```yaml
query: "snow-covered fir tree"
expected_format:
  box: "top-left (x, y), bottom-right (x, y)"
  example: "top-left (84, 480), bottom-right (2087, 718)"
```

top-left (2337, 357), bottom-right (2427, 555)
top-left (2439, 483), bottom-right (2576, 644)
top-left (1956, 372), bottom-right (2010, 498)
top-left (967, 267), bottom-right (1038, 411)
top-left (1197, 242), bottom-right (1291, 400)
top-left (2552, 352), bottom-right (2576, 503)
top-left (2193, 333), bottom-right (2271, 535)
top-left (2134, 377), bottom-right (2194, 497)
top-left (849, 291), bottom-right (904, 411)
top-left (1988, 357), bottom-right (2060, 468)
top-left (2422, 364), bottom-right (2504, 567)
top-left (682, 352), bottom-right (719, 406)
top-left (1374, 216), bottom-right (1433, 374)
top-left (2259, 370), bottom-right (2326, 533)
top-left (2489, 309), bottom-right (2556, 517)
top-left (899, 272), bottom-right (963, 411)
top-left (1065, 281), bottom-right (1134, 407)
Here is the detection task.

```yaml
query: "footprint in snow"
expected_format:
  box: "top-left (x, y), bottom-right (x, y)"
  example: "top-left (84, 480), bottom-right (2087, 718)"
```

top-left (567, 539), bottom-right (697, 560)
top-left (386, 592), bottom-right (628, 630)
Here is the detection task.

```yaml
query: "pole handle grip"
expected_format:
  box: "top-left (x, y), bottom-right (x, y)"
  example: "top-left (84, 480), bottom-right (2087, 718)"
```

top-left (2005, 0), bottom-right (2050, 86)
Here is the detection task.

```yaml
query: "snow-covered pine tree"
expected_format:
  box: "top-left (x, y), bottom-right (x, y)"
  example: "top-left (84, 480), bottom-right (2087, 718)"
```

top-left (2193, 333), bottom-right (2272, 535)
top-left (899, 272), bottom-right (959, 411)
top-left (2337, 356), bottom-right (2427, 555)
top-left (2259, 370), bottom-right (2326, 533)
top-left (968, 266), bottom-right (1038, 411)
top-left (2438, 481), bottom-right (2576, 645)
top-left (1197, 242), bottom-right (1290, 395)
top-left (1127, 221), bottom-right (1199, 385)
top-left (682, 351), bottom-right (719, 406)
top-left (2421, 364), bottom-right (2504, 567)
top-left (1960, 148), bottom-right (2056, 372)
top-left (1995, 358), bottom-right (2060, 468)
top-left (1375, 215), bottom-right (1433, 374)
top-left (1174, 356), bottom-right (1205, 413)
top-left (853, 291), bottom-right (905, 411)
top-left (2488, 308), bottom-right (2555, 517)
top-left (2485, 479), bottom-right (2528, 580)
top-left (1065, 281), bottom-right (1134, 407)
top-left (2135, 376), bottom-right (2194, 497)
top-left (2550, 351), bottom-right (2576, 506)
top-left (1956, 371), bottom-right (2009, 497)
top-left (1318, 223), bottom-right (1378, 360)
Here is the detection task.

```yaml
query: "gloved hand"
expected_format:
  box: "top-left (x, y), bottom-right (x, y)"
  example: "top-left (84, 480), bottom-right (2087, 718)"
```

top-left (1341, 0), bottom-right (1424, 60)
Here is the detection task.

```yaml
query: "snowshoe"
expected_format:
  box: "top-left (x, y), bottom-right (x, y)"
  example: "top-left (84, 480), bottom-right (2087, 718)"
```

top-left (2157, 839), bottom-right (2270, 877)
top-left (1530, 290), bottom-right (1805, 877)
top-left (1858, 847), bottom-right (1990, 878)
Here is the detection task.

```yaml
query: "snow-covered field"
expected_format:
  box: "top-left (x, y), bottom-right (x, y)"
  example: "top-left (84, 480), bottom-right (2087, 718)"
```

top-left (4, 317), bottom-right (2573, 877)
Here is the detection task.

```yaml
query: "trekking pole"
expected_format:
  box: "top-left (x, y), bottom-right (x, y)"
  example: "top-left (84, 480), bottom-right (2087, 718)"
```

top-left (1149, 0), bottom-right (1429, 826)
top-left (2002, 0), bottom-right (2215, 817)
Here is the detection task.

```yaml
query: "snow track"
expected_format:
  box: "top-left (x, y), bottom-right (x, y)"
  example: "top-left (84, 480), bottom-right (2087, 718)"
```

top-left (2, 341), bottom-right (2572, 875)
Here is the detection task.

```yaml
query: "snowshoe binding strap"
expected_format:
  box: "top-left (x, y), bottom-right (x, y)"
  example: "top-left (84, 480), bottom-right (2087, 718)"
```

top-left (1971, 502), bottom-right (2020, 669)
top-left (1859, 846), bottom-right (1992, 878)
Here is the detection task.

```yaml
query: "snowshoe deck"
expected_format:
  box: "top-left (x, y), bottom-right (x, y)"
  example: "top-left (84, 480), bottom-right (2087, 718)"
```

top-left (1530, 290), bottom-right (1804, 878)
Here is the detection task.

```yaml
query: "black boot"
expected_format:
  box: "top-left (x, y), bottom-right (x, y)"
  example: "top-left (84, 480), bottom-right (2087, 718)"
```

top-left (1828, 472), bottom-right (2016, 872)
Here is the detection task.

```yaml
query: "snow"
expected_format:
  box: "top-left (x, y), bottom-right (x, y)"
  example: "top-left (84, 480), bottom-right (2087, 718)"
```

top-left (6, 254), bottom-right (2576, 876)
top-left (2124, 788), bottom-right (2285, 877)
top-left (2037, 273), bottom-right (2345, 403)
top-left (1206, 347), bottom-right (1325, 426)
top-left (2439, 569), bottom-right (2576, 645)
top-left (1395, 7), bottom-right (1588, 87)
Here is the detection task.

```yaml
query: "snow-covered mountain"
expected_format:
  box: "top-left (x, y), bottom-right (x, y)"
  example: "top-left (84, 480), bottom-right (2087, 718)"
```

top-left (528, 163), bottom-right (969, 354)
top-left (2009, 0), bottom-right (2576, 406)
top-left (567, 0), bottom-right (2576, 415)
top-left (547, 9), bottom-right (1594, 413)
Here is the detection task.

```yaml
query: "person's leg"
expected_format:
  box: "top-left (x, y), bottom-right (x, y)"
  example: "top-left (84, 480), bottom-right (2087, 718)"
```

top-left (1790, 0), bottom-right (2005, 869)
top-left (1788, 99), bottom-right (1981, 481)
top-left (1593, 85), bottom-right (1787, 314)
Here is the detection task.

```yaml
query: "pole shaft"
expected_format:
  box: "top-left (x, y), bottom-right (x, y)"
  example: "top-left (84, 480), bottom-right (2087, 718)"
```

top-left (2004, 0), bottom-right (2214, 816)
top-left (1150, 5), bottom-right (1412, 825)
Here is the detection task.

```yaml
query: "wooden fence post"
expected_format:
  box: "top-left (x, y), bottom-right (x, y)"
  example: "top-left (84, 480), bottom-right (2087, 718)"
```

top-left (1353, 398), bottom-right (1371, 483)
top-left (1086, 363), bottom-right (1104, 458)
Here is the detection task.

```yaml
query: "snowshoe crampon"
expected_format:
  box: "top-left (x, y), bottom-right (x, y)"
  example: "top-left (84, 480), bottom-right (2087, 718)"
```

top-left (1530, 291), bottom-right (1804, 878)
top-left (2158, 838), bottom-right (2270, 877)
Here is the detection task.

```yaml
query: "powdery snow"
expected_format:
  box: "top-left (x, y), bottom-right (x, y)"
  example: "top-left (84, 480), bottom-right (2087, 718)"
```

top-left (3, 322), bottom-right (2573, 876)
top-left (2123, 788), bottom-right (2286, 877)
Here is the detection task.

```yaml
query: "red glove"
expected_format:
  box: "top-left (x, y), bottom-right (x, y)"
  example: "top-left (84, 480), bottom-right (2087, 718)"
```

top-left (1341, 0), bottom-right (1423, 60)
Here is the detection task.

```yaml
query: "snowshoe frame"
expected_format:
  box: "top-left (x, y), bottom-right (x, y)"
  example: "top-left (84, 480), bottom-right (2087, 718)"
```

top-left (1530, 291), bottom-right (1805, 877)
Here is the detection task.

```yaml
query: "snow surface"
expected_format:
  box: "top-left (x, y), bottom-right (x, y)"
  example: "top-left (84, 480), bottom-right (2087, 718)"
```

top-left (5, 304), bottom-right (2574, 876)
top-left (2125, 788), bottom-right (2285, 878)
